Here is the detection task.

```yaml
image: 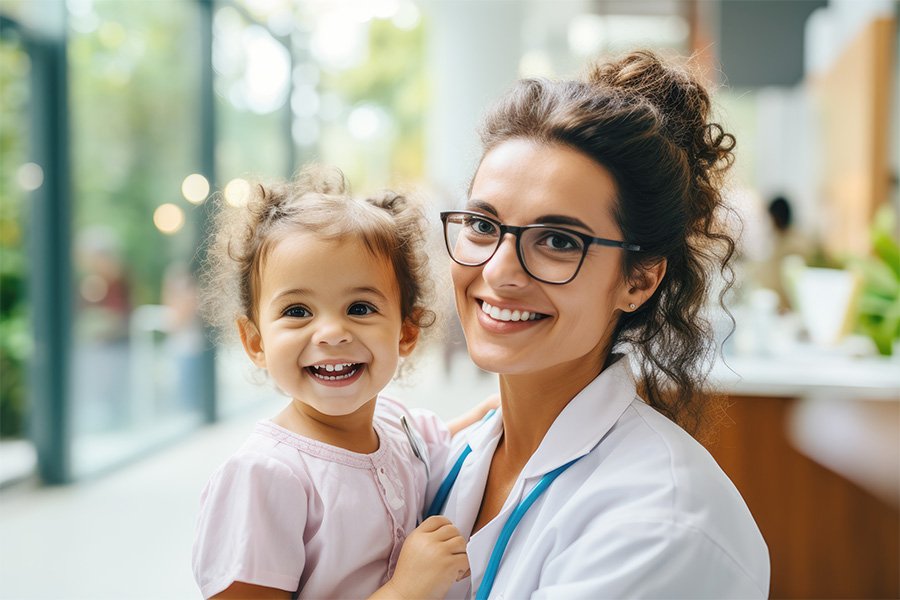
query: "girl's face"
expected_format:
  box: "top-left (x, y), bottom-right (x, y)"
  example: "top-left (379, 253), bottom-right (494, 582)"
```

top-left (239, 232), bottom-right (418, 417)
top-left (452, 138), bottom-right (635, 377)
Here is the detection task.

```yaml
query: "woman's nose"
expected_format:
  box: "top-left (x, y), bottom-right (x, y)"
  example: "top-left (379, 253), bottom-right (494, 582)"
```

top-left (481, 234), bottom-right (530, 288)
top-left (312, 317), bottom-right (353, 346)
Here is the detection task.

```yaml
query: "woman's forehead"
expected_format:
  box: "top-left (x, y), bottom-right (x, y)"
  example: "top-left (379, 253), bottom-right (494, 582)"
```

top-left (471, 139), bottom-right (620, 233)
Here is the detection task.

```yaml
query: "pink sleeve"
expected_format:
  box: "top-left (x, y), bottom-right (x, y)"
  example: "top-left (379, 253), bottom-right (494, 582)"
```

top-left (191, 451), bottom-right (309, 598)
top-left (408, 408), bottom-right (452, 499)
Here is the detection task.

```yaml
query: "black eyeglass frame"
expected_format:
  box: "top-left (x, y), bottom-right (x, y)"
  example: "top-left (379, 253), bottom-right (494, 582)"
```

top-left (440, 210), bottom-right (642, 285)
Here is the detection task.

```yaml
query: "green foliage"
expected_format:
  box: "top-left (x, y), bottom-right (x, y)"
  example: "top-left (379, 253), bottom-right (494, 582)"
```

top-left (321, 18), bottom-right (427, 188)
top-left (0, 33), bottom-right (30, 438)
top-left (850, 206), bottom-right (900, 356)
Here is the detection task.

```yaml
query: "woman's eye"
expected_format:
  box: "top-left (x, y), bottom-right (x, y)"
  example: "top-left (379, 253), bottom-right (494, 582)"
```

top-left (465, 216), bottom-right (498, 236)
top-left (348, 303), bottom-right (376, 316)
top-left (540, 232), bottom-right (580, 251)
top-left (284, 306), bottom-right (311, 318)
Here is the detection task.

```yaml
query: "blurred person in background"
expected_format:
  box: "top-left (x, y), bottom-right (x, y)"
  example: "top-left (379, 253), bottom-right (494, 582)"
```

top-left (752, 195), bottom-right (812, 312)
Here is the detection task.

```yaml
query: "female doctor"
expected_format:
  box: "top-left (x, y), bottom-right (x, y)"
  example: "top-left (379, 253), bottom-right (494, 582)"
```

top-left (428, 50), bottom-right (770, 599)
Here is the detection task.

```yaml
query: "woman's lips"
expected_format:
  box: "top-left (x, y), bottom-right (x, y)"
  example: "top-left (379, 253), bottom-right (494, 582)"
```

top-left (475, 300), bottom-right (549, 333)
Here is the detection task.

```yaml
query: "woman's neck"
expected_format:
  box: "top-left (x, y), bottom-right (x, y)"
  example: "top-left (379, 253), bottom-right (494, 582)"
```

top-left (273, 398), bottom-right (379, 454)
top-left (496, 347), bottom-right (609, 465)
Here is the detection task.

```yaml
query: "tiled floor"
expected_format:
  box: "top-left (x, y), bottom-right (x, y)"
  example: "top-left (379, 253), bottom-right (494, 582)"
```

top-left (0, 348), bottom-right (496, 599)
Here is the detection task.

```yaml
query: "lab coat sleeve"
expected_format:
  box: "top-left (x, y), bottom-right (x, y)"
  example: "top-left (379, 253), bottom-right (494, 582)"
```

top-left (532, 519), bottom-right (768, 600)
top-left (191, 451), bottom-right (309, 598)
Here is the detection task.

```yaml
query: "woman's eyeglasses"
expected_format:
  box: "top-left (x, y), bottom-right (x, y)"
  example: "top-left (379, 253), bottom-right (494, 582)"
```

top-left (440, 211), bottom-right (642, 285)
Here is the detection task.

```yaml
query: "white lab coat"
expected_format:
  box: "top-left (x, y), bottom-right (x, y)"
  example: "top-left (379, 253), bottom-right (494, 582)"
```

top-left (430, 356), bottom-right (770, 599)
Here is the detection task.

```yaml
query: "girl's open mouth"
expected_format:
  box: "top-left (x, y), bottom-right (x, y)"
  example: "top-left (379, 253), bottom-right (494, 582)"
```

top-left (305, 363), bottom-right (365, 386)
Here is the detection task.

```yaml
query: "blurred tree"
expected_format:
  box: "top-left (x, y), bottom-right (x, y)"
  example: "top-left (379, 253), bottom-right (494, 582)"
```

top-left (0, 33), bottom-right (30, 438)
top-left (320, 17), bottom-right (426, 189)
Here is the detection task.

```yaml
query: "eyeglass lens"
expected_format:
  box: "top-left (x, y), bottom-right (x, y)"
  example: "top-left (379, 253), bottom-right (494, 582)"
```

top-left (444, 213), bottom-right (585, 284)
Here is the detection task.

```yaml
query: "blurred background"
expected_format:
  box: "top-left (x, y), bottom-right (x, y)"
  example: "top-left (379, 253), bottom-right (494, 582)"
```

top-left (0, 0), bottom-right (898, 598)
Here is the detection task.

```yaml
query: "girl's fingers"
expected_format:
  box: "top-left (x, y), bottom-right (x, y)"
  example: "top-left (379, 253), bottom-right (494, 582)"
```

top-left (419, 515), bottom-right (452, 532)
top-left (445, 536), bottom-right (468, 555)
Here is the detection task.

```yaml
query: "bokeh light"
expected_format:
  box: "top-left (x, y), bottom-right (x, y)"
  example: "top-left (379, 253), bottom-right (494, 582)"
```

top-left (224, 178), bottom-right (251, 207)
top-left (16, 162), bottom-right (44, 191)
top-left (181, 173), bottom-right (210, 204)
top-left (153, 203), bottom-right (185, 234)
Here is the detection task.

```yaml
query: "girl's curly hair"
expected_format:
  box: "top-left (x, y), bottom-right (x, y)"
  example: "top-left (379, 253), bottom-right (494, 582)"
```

top-left (200, 165), bottom-right (435, 348)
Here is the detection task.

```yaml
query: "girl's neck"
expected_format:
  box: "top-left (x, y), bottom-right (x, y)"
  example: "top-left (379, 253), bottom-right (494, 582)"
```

top-left (496, 347), bottom-right (610, 466)
top-left (273, 398), bottom-right (379, 454)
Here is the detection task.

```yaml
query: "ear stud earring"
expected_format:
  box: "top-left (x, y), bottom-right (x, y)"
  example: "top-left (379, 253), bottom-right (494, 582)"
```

top-left (628, 303), bottom-right (637, 310)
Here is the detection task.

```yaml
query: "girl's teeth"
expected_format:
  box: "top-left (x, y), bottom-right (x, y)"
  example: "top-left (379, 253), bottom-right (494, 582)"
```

top-left (310, 363), bottom-right (359, 381)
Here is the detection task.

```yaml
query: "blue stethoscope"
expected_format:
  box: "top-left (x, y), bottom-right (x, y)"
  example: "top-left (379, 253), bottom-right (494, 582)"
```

top-left (422, 411), bottom-right (582, 600)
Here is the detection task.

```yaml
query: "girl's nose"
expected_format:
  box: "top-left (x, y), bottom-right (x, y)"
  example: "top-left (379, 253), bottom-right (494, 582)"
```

top-left (312, 317), bottom-right (353, 346)
top-left (481, 235), bottom-right (530, 289)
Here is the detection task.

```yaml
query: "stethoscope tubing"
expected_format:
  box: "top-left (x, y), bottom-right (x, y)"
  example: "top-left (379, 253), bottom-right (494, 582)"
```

top-left (424, 411), bottom-right (582, 599)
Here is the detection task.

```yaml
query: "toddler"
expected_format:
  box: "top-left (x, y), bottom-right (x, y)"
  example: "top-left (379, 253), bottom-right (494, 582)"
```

top-left (192, 166), bottom-right (488, 599)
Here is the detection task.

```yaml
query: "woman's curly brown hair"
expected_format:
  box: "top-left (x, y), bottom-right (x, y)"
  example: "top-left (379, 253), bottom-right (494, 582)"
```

top-left (475, 50), bottom-right (737, 437)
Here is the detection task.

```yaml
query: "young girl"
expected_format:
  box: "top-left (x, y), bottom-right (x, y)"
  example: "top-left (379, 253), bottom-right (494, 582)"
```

top-left (192, 165), bottom-right (488, 599)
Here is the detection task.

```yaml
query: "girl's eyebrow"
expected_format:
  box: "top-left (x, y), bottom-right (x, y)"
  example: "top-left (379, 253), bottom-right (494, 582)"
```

top-left (466, 199), bottom-right (595, 233)
top-left (350, 286), bottom-right (388, 302)
top-left (272, 287), bottom-right (388, 302)
top-left (272, 288), bottom-right (311, 302)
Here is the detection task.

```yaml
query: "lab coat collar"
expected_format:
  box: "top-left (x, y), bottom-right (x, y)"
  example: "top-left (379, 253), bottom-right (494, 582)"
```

top-left (516, 354), bottom-right (638, 480)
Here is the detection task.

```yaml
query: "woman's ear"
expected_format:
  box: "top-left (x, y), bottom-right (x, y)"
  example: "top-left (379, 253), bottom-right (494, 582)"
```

top-left (622, 258), bottom-right (667, 311)
top-left (237, 316), bottom-right (267, 369)
top-left (399, 318), bottom-right (421, 358)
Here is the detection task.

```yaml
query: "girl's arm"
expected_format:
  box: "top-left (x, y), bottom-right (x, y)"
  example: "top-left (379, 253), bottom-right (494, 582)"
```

top-left (446, 393), bottom-right (500, 436)
top-left (212, 582), bottom-right (290, 599)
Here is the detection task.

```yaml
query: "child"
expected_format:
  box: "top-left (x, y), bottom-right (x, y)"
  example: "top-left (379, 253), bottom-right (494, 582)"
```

top-left (192, 166), bottom-right (488, 599)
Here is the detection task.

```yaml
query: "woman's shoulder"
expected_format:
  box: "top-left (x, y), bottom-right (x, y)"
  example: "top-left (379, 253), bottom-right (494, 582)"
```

top-left (583, 398), bottom-right (745, 514)
top-left (560, 397), bottom-right (767, 569)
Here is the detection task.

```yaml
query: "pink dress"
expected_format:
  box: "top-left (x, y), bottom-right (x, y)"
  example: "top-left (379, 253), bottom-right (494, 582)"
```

top-left (192, 396), bottom-right (450, 598)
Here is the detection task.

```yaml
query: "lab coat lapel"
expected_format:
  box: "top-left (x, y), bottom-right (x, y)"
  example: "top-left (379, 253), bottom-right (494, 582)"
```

top-left (519, 356), bottom-right (637, 480)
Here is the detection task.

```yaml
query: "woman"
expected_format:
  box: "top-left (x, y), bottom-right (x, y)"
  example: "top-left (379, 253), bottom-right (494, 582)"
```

top-left (429, 50), bottom-right (770, 599)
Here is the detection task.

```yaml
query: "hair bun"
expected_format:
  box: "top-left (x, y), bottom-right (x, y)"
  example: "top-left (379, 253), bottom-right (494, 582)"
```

top-left (587, 50), bottom-right (735, 193)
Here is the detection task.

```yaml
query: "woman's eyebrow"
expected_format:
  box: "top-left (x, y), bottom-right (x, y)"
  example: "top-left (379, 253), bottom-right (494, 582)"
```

top-left (534, 214), bottom-right (595, 233)
top-left (465, 199), bottom-right (498, 216)
top-left (466, 200), bottom-right (596, 233)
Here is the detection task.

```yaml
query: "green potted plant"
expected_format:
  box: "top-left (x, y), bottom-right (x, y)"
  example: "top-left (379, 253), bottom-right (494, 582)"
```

top-left (849, 205), bottom-right (900, 356)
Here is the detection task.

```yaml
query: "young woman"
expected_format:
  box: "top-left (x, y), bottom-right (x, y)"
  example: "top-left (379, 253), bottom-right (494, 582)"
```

top-left (429, 50), bottom-right (770, 599)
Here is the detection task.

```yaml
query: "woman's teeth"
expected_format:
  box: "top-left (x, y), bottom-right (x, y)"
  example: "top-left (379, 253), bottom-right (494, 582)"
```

top-left (481, 301), bottom-right (544, 322)
top-left (309, 363), bottom-right (360, 380)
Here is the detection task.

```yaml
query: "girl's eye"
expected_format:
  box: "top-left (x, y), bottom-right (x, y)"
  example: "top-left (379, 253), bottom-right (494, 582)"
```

top-left (283, 306), bottom-right (311, 318)
top-left (348, 303), bottom-right (377, 316)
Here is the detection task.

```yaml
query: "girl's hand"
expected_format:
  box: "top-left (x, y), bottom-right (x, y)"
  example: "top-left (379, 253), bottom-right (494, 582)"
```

top-left (447, 393), bottom-right (500, 436)
top-left (371, 516), bottom-right (469, 600)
